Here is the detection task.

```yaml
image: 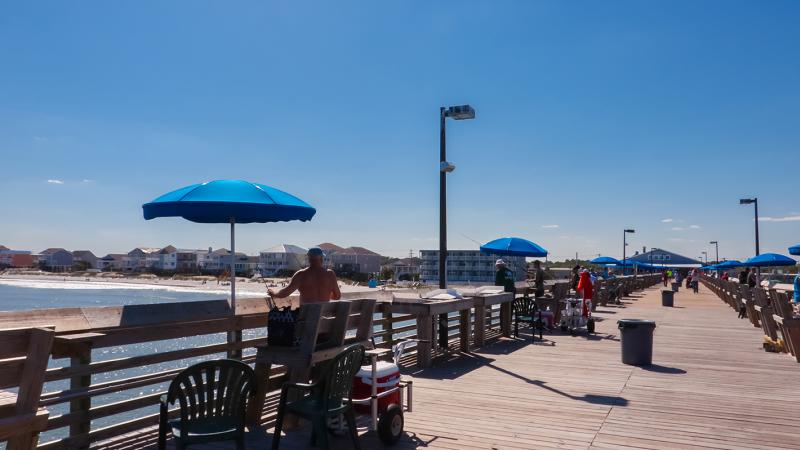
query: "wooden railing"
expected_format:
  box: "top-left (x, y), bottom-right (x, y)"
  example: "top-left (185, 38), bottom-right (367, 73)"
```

top-left (0, 276), bottom-right (660, 449)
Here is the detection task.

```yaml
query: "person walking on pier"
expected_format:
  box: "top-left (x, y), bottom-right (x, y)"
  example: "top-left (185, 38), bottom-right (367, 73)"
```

top-left (690, 268), bottom-right (700, 293)
top-left (738, 267), bottom-right (749, 285)
top-left (662, 270), bottom-right (668, 287)
top-left (268, 247), bottom-right (341, 305)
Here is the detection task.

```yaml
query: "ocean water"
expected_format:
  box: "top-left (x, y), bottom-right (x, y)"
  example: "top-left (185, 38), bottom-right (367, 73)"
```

top-left (0, 280), bottom-right (252, 444)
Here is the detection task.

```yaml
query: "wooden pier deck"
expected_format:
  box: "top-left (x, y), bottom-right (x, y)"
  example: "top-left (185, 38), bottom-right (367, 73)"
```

top-left (135, 283), bottom-right (800, 450)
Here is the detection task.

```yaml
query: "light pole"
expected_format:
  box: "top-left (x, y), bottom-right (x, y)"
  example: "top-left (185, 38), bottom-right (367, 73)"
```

top-left (710, 241), bottom-right (719, 264)
top-left (739, 198), bottom-right (760, 281)
top-left (439, 104), bottom-right (475, 289)
top-left (623, 229), bottom-right (635, 275)
top-left (702, 251), bottom-right (708, 264)
top-left (438, 104), bottom-right (475, 350)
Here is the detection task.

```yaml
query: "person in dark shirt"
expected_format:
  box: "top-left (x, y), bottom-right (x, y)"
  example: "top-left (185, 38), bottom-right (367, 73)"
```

top-left (747, 269), bottom-right (758, 288)
top-left (494, 259), bottom-right (515, 293)
top-left (532, 260), bottom-right (545, 297)
top-left (738, 267), bottom-right (750, 285)
top-left (570, 265), bottom-right (580, 293)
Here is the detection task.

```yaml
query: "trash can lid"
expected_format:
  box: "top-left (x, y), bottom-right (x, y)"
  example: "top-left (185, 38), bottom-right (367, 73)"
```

top-left (617, 319), bottom-right (656, 329)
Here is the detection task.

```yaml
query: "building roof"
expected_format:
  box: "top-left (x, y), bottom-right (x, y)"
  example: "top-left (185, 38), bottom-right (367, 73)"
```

top-left (0, 245), bottom-right (8, 251)
top-left (159, 245), bottom-right (177, 254)
top-left (101, 254), bottom-right (126, 261)
top-left (338, 246), bottom-right (381, 256)
top-left (630, 249), bottom-right (701, 265)
top-left (128, 247), bottom-right (161, 255)
top-left (40, 248), bottom-right (69, 254)
top-left (72, 250), bottom-right (97, 259)
top-left (262, 244), bottom-right (307, 254)
top-left (318, 243), bottom-right (345, 253)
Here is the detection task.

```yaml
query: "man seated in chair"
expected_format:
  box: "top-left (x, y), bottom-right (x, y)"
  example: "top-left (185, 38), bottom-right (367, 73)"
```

top-left (268, 247), bottom-right (342, 305)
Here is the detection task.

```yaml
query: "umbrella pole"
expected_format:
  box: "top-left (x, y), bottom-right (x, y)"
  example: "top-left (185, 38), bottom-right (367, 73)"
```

top-left (228, 219), bottom-right (242, 359)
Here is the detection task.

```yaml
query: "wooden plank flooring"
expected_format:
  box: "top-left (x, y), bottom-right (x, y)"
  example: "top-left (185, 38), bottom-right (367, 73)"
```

top-left (135, 284), bottom-right (800, 450)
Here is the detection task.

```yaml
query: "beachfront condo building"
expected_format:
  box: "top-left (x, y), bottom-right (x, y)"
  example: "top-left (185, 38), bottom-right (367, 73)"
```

top-left (419, 250), bottom-right (526, 285)
top-left (0, 246), bottom-right (35, 268)
top-left (71, 250), bottom-right (98, 270)
top-left (258, 244), bottom-right (307, 276)
top-left (317, 244), bottom-right (382, 275)
top-left (36, 248), bottom-right (74, 272)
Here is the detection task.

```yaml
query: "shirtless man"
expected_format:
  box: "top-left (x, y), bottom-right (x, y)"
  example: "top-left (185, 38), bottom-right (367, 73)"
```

top-left (267, 247), bottom-right (341, 304)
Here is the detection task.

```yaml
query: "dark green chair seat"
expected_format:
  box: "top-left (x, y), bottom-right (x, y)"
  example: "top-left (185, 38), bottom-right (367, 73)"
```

top-left (272, 344), bottom-right (365, 450)
top-left (158, 359), bottom-right (256, 450)
top-left (168, 416), bottom-right (239, 439)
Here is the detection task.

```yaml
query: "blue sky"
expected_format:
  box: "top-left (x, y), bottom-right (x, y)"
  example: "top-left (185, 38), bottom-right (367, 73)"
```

top-left (1, 1), bottom-right (798, 261)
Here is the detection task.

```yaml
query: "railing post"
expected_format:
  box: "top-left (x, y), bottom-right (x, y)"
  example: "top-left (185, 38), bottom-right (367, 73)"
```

top-left (383, 305), bottom-right (394, 347)
top-left (70, 344), bottom-right (92, 445)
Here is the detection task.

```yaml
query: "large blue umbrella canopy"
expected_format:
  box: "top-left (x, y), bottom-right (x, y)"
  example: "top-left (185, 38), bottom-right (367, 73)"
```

top-left (590, 256), bottom-right (621, 265)
top-left (143, 180), bottom-right (316, 310)
top-left (480, 237), bottom-right (548, 257)
top-left (716, 260), bottom-right (743, 269)
top-left (143, 180), bottom-right (316, 223)
top-left (743, 253), bottom-right (797, 267)
top-left (789, 244), bottom-right (800, 256)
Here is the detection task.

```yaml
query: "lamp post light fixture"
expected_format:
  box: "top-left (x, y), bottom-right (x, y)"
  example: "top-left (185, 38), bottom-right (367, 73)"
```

top-left (739, 197), bottom-right (760, 281)
top-left (710, 241), bottom-right (719, 264)
top-left (623, 229), bottom-right (635, 275)
top-left (702, 251), bottom-right (708, 264)
top-left (437, 104), bottom-right (475, 350)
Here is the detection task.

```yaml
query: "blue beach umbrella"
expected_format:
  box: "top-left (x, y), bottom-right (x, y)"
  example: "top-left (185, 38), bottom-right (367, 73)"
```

top-left (143, 180), bottom-right (316, 310)
top-left (789, 244), bottom-right (800, 256)
top-left (590, 256), bottom-right (621, 265)
top-left (480, 237), bottom-right (548, 257)
top-left (743, 253), bottom-right (797, 268)
top-left (716, 260), bottom-right (743, 269)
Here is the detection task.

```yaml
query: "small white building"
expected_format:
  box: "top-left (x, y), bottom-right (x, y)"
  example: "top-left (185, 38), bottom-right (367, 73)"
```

top-left (259, 244), bottom-right (307, 276)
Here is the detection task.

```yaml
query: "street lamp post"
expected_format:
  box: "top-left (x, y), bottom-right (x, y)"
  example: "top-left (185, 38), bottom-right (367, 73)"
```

top-left (710, 241), bottom-right (719, 264)
top-left (702, 251), bottom-right (708, 264)
top-left (623, 229), bottom-right (635, 275)
top-left (739, 198), bottom-right (760, 281)
top-left (438, 104), bottom-right (475, 349)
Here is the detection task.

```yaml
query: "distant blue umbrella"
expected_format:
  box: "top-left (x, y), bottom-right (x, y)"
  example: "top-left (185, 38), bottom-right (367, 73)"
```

top-left (789, 244), bottom-right (800, 256)
top-left (143, 180), bottom-right (316, 310)
top-left (590, 256), bottom-right (621, 265)
top-left (480, 237), bottom-right (548, 257)
top-left (743, 253), bottom-right (797, 267)
top-left (716, 260), bottom-right (743, 269)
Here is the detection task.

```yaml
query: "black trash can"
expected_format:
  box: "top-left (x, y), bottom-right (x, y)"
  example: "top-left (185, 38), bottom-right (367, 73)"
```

top-left (618, 319), bottom-right (656, 366)
top-left (671, 282), bottom-right (679, 292)
top-left (661, 290), bottom-right (674, 307)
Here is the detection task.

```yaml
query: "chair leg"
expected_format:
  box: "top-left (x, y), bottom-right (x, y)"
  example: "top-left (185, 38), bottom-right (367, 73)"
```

top-left (313, 416), bottom-right (330, 450)
top-left (344, 409), bottom-right (362, 450)
top-left (271, 406), bottom-right (285, 450)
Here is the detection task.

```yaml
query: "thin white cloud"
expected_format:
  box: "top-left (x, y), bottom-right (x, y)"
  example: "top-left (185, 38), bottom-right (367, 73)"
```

top-left (541, 224), bottom-right (559, 229)
top-left (46, 179), bottom-right (64, 185)
top-left (82, 179), bottom-right (94, 183)
top-left (671, 227), bottom-right (685, 231)
top-left (759, 215), bottom-right (800, 222)
top-left (660, 218), bottom-right (674, 223)
top-left (689, 225), bottom-right (701, 229)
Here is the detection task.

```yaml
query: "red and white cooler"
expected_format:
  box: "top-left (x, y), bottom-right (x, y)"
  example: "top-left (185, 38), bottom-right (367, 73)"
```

top-left (352, 360), bottom-right (400, 414)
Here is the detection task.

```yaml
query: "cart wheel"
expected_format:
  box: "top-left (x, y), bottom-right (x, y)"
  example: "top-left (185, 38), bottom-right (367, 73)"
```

top-left (378, 404), bottom-right (404, 445)
top-left (587, 319), bottom-right (595, 334)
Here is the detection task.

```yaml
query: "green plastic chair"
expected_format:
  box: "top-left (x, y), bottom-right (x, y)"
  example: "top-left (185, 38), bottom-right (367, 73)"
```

top-left (158, 359), bottom-right (256, 450)
top-left (513, 296), bottom-right (543, 340)
top-left (272, 344), bottom-right (366, 450)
